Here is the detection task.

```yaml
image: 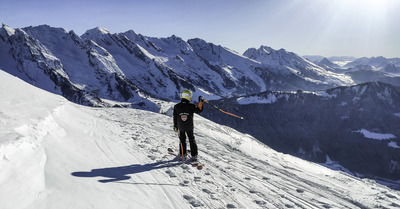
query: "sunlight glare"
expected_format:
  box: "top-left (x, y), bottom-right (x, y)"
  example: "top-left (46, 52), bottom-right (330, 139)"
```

top-left (351, 0), bottom-right (389, 17)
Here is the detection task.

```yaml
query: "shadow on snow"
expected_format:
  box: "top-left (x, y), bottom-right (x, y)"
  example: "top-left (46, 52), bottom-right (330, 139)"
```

top-left (71, 160), bottom-right (180, 184)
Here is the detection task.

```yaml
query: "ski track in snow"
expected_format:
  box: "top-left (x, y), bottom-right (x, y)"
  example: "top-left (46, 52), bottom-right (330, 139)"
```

top-left (1, 70), bottom-right (400, 209)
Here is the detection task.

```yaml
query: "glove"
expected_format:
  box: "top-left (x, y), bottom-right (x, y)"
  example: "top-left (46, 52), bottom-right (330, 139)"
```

top-left (174, 127), bottom-right (179, 133)
top-left (198, 95), bottom-right (204, 102)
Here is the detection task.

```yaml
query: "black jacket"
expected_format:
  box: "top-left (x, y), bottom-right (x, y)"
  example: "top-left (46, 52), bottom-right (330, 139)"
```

top-left (173, 99), bottom-right (203, 132)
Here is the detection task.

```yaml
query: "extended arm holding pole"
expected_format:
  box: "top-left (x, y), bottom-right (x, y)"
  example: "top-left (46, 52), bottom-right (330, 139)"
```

top-left (204, 100), bottom-right (244, 120)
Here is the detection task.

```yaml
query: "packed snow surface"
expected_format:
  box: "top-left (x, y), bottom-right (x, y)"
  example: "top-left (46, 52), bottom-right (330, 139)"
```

top-left (1, 69), bottom-right (400, 208)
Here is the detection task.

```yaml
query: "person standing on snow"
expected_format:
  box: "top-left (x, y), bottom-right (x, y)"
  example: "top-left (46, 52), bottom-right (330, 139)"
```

top-left (173, 90), bottom-right (204, 162)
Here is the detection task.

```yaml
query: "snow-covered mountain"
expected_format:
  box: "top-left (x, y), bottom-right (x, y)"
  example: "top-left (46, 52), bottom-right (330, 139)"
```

top-left (187, 38), bottom-right (267, 96)
top-left (304, 54), bottom-right (400, 87)
top-left (244, 46), bottom-right (354, 90)
top-left (344, 56), bottom-right (400, 70)
top-left (345, 67), bottom-right (400, 87)
top-left (317, 58), bottom-right (341, 70)
top-left (2, 69), bottom-right (400, 209)
top-left (0, 24), bottom-right (357, 110)
top-left (303, 55), bottom-right (357, 67)
top-left (385, 63), bottom-right (400, 74)
top-left (202, 82), bottom-right (400, 184)
top-left (344, 57), bottom-right (400, 83)
top-left (0, 24), bottom-right (158, 110)
top-left (81, 27), bottom-right (215, 100)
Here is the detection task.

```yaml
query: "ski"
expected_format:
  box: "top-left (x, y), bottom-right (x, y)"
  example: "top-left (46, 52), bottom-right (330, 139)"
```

top-left (191, 160), bottom-right (205, 170)
top-left (167, 148), bottom-right (175, 155)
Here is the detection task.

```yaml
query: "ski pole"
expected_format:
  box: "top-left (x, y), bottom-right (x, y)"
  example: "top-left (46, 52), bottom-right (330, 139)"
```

top-left (180, 143), bottom-right (185, 164)
top-left (176, 131), bottom-right (185, 164)
top-left (204, 100), bottom-right (244, 119)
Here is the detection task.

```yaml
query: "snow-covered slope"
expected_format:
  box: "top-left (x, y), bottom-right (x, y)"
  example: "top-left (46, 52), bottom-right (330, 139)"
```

top-left (1, 69), bottom-right (400, 208)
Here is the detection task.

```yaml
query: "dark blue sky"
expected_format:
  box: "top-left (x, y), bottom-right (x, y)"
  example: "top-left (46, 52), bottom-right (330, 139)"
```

top-left (1, 0), bottom-right (399, 57)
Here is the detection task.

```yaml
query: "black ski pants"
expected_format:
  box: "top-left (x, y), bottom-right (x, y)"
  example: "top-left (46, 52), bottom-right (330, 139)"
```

top-left (178, 130), bottom-right (198, 156)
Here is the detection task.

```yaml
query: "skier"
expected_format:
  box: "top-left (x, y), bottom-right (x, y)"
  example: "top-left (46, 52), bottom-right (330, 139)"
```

top-left (173, 90), bottom-right (204, 162)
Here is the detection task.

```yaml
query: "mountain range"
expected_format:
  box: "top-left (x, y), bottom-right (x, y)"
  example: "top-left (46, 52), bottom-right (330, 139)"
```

top-left (305, 55), bottom-right (400, 87)
top-left (1, 23), bottom-right (399, 188)
top-left (1, 24), bottom-right (357, 107)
